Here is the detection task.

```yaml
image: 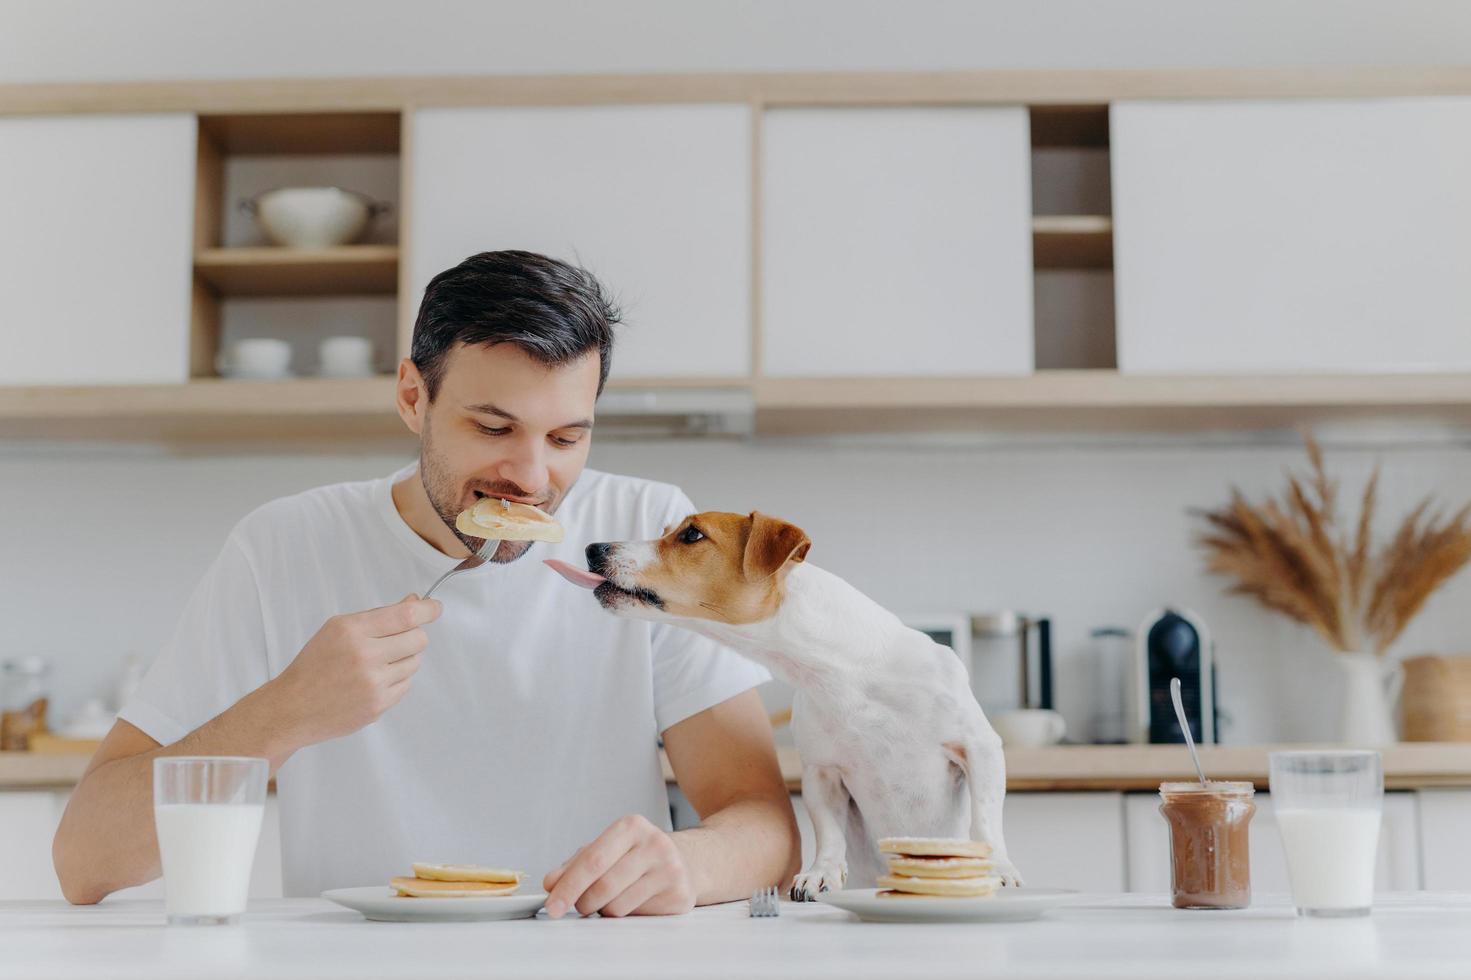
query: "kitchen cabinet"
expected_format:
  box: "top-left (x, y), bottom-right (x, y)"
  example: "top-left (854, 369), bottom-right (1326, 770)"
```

top-left (760, 107), bottom-right (1034, 378)
top-left (0, 790), bottom-right (282, 901)
top-left (1417, 788), bottom-right (1471, 890)
top-left (1002, 792), bottom-right (1126, 891)
top-left (1123, 791), bottom-right (1422, 893)
top-left (408, 105), bottom-right (752, 381)
top-left (0, 114), bottom-right (196, 385)
top-left (678, 789), bottom-right (1125, 891)
top-left (1111, 97), bottom-right (1471, 374)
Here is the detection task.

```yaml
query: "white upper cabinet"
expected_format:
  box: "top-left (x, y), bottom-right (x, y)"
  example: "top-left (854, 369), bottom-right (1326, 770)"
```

top-left (0, 114), bottom-right (196, 385)
top-left (760, 107), bottom-right (1034, 378)
top-left (408, 105), bottom-right (752, 381)
top-left (1112, 98), bottom-right (1471, 374)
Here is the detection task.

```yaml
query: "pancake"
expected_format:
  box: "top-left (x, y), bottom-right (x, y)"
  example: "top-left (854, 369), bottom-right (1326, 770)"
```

top-left (390, 876), bottom-right (520, 898)
top-left (886, 855), bottom-right (994, 879)
top-left (411, 863), bottom-right (523, 885)
top-left (877, 837), bottom-right (993, 859)
top-left (454, 497), bottom-right (564, 543)
top-left (875, 873), bottom-right (1000, 898)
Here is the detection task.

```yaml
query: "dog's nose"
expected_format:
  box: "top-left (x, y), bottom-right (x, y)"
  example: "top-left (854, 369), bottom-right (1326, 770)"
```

top-left (586, 542), bottom-right (613, 575)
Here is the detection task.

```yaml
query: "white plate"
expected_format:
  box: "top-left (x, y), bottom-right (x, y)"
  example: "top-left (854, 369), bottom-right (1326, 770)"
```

top-left (322, 886), bottom-right (547, 923)
top-left (816, 887), bottom-right (1079, 923)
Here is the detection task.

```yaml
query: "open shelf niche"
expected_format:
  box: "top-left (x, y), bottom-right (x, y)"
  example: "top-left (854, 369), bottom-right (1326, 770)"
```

top-left (190, 112), bottom-right (404, 380)
top-left (1029, 104), bottom-right (1116, 372)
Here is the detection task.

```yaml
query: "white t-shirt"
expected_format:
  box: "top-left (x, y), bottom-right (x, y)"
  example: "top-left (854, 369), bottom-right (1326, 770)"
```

top-left (120, 465), bottom-right (769, 897)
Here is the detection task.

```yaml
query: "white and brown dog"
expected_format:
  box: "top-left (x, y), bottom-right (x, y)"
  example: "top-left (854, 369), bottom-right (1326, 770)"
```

top-left (545, 511), bottom-right (1021, 899)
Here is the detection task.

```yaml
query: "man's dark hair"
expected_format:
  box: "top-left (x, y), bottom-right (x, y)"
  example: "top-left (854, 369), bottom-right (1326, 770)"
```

top-left (410, 250), bottom-right (620, 399)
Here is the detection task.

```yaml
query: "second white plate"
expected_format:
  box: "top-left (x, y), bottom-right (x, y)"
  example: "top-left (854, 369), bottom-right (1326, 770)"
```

top-left (816, 887), bottom-right (1079, 923)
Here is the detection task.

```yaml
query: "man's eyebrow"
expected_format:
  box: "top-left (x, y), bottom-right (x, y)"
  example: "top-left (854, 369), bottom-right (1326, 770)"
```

top-left (464, 403), bottom-right (593, 429)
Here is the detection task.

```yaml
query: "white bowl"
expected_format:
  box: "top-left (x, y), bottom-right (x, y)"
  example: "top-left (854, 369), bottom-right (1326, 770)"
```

top-left (241, 187), bottom-right (388, 248)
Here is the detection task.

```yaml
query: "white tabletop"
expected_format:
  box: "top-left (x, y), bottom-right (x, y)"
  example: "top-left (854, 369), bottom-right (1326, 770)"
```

top-left (4, 892), bottom-right (1470, 980)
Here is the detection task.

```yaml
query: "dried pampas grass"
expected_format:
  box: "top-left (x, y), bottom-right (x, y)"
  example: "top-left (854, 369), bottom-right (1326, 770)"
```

top-left (1194, 434), bottom-right (1471, 656)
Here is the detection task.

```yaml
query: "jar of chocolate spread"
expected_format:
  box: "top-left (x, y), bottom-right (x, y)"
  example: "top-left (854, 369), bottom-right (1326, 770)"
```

top-left (1158, 781), bottom-right (1256, 910)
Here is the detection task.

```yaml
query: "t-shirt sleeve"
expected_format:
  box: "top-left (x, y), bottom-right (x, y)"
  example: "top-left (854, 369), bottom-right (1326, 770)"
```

top-left (117, 530), bottom-right (272, 746)
top-left (649, 490), bottom-right (771, 734)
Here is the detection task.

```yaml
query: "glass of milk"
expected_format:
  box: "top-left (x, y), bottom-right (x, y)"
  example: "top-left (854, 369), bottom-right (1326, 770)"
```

top-left (153, 757), bottom-right (268, 925)
top-left (1268, 750), bottom-right (1383, 917)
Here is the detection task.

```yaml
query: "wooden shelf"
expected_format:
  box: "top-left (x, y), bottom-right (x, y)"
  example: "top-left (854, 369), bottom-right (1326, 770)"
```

top-left (0, 376), bottom-right (743, 443)
top-left (754, 371), bottom-right (1471, 434)
top-left (0, 377), bottom-right (403, 442)
top-left (198, 112), bottom-right (400, 155)
top-left (194, 245), bottom-right (399, 297)
top-left (1033, 215), bottom-right (1113, 269)
top-left (672, 743), bottom-right (1471, 793)
top-left (1029, 105), bottom-right (1110, 147)
top-left (6, 372), bottom-right (1471, 443)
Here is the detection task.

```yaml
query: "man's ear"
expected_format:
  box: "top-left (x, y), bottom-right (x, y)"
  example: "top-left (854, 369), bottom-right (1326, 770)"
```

top-left (395, 357), bottom-right (428, 436)
top-left (741, 512), bottom-right (812, 583)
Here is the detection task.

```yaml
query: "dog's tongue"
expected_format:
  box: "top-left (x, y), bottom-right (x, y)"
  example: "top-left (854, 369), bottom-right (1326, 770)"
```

top-left (543, 558), bottom-right (607, 590)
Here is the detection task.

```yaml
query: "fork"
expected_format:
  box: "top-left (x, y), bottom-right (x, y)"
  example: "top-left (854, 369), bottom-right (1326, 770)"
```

top-left (423, 499), bottom-right (511, 599)
top-left (422, 537), bottom-right (501, 600)
top-left (749, 885), bottom-right (780, 917)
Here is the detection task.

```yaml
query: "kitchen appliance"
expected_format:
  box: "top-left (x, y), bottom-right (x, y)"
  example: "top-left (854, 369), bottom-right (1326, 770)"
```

top-left (1089, 626), bottom-right (1133, 743)
top-left (1134, 607), bottom-right (1217, 744)
top-left (240, 187), bottom-right (389, 248)
top-left (969, 612), bottom-right (1052, 717)
top-left (900, 612), bottom-right (1052, 717)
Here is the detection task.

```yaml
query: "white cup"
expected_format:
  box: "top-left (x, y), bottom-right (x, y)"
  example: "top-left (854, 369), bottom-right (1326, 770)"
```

top-left (993, 709), bottom-right (1067, 747)
top-left (317, 335), bottom-right (375, 378)
top-left (216, 338), bottom-right (291, 380)
top-left (153, 757), bottom-right (268, 925)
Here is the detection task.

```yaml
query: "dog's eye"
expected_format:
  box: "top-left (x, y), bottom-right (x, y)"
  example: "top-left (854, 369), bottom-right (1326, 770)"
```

top-left (679, 526), bottom-right (705, 544)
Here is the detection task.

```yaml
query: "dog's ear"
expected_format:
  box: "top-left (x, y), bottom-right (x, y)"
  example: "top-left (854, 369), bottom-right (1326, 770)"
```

top-left (742, 512), bottom-right (812, 582)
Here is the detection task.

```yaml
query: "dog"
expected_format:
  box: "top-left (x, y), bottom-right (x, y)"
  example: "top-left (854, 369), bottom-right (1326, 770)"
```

top-left (545, 510), bottom-right (1021, 898)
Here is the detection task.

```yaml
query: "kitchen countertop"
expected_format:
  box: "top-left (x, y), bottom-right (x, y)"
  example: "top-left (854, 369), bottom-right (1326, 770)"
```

top-left (8, 742), bottom-right (1471, 792)
top-left (4, 892), bottom-right (1471, 980)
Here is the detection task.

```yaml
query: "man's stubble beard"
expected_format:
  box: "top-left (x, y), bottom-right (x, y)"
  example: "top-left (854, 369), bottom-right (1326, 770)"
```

top-left (419, 416), bottom-right (533, 565)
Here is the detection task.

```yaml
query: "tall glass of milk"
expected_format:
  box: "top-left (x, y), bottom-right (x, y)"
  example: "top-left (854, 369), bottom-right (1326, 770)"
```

top-left (1268, 750), bottom-right (1383, 917)
top-left (153, 757), bottom-right (268, 925)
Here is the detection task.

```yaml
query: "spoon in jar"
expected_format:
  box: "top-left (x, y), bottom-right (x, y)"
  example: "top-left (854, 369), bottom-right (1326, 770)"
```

top-left (1170, 677), bottom-right (1209, 787)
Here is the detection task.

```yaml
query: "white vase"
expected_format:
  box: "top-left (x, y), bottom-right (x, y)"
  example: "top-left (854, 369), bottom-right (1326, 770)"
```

top-left (1337, 652), bottom-right (1404, 746)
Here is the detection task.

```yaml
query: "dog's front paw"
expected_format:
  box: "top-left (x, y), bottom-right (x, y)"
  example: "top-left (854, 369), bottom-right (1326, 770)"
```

top-left (790, 863), bottom-right (846, 902)
top-left (992, 858), bottom-right (1024, 888)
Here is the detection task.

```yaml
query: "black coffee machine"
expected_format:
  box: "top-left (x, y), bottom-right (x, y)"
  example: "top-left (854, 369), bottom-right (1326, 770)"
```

top-left (1133, 607), bottom-right (1217, 744)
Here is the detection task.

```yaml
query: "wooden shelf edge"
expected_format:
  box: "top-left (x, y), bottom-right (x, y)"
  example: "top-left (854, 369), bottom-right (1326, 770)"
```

top-left (1033, 216), bottom-right (1114, 270)
top-left (6, 67), bottom-right (1471, 115)
top-left (755, 372), bottom-right (1471, 410)
top-left (194, 246), bottom-right (399, 297)
top-left (195, 245), bottom-right (400, 265)
top-left (6, 373), bottom-right (1471, 442)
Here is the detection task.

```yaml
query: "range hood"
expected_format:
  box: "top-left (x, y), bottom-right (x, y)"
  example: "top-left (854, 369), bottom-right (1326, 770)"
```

top-left (594, 387), bottom-right (754, 438)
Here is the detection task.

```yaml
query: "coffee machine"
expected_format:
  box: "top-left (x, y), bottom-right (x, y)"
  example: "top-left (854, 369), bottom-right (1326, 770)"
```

top-left (1132, 607), bottom-right (1217, 744)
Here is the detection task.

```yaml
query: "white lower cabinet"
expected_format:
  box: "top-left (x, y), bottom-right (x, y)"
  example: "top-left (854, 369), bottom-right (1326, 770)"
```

top-left (0, 790), bottom-right (282, 901)
top-left (1124, 791), bottom-right (1422, 894)
top-left (1417, 789), bottom-right (1471, 890)
top-left (759, 791), bottom-right (1126, 891)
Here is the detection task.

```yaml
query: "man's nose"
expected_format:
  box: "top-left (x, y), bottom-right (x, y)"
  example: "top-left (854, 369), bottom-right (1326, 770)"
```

top-left (498, 438), bottom-right (549, 497)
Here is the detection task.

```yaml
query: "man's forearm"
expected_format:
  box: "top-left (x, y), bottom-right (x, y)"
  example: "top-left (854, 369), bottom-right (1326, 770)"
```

top-left (53, 682), bottom-right (300, 905)
top-left (672, 793), bottom-right (802, 906)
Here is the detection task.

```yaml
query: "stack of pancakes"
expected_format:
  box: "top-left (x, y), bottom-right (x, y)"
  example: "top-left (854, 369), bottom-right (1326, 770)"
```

top-left (390, 863), bottom-right (523, 898)
top-left (875, 838), bottom-right (999, 897)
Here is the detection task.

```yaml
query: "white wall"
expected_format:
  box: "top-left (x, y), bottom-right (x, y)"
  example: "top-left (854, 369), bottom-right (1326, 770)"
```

top-left (4, 1), bottom-right (1471, 744)
top-left (2, 0), bottom-right (1469, 82)
top-left (8, 435), bottom-right (1471, 744)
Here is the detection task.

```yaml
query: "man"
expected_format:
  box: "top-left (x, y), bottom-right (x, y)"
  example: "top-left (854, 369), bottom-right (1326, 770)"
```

top-left (53, 251), bottom-right (800, 918)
